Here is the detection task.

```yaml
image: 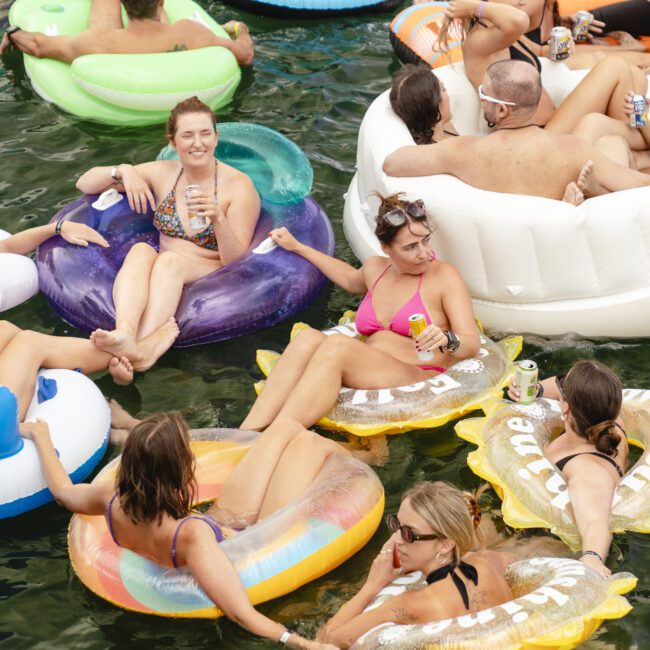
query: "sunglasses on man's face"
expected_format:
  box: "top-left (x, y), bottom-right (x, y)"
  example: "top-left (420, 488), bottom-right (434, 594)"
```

top-left (380, 199), bottom-right (427, 227)
top-left (385, 513), bottom-right (438, 543)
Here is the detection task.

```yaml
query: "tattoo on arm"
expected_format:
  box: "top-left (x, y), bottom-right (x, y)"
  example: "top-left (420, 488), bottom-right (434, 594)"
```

top-left (391, 606), bottom-right (417, 623)
top-left (167, 44), bottom-right (188, 52)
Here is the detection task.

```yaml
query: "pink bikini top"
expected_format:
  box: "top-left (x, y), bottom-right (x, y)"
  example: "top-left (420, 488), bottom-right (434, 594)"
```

top-left (356, 265), bottom-right (432, 337)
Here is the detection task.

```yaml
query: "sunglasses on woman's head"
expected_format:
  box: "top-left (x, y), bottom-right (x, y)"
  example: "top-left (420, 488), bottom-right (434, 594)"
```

top-left (380, 199), bottom-right (427, 227)
top-left (386, 513), bottom-right (438, 543)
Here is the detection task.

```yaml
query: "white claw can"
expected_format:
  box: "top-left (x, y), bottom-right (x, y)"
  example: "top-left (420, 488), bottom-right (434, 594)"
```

top-left (409, 313), bottom-right (434, 361)
top-left (515, 360), bottom-right (539, 404)
top-left (573, 10), bottom-right (593, 42)
top-left (550, 27), bottom-right (572, 60)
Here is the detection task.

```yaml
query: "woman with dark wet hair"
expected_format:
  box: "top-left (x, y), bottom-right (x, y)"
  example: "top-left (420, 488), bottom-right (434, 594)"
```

top-left (240, 192), bottom-right (480, 431)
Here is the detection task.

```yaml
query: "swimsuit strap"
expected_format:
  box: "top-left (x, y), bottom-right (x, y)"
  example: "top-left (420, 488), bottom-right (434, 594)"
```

top-left (171, 514), bottom-right (224, 568)
top-left (614, 421), bottom-right (627, 439)
top-left (106, 494), bottom-right (120, 547)
top-left (556, 452), bottom-right (624, 478)
top-left (425, 560), bottom-right (478, 610)
top-left (367, 265), bottom-right (392, 294)
top-left (172, 167), bottom-right (184, 190)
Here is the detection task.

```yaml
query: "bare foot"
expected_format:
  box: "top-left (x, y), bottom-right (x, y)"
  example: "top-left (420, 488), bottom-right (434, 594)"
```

top-left (91, 327), bottom-right (138, 360)
top-left (132, 317), bottom-right (180, 372)
top-left (109, 427), bottom-right (129, 447)
top-left (109, 398), bottom-right (141, 430)
top-left (561, 181), bottom-right (584, 206)
top-left (107, 356), bottom-right (134, 386)
top-left (576, 160), bottom-right (603, 198)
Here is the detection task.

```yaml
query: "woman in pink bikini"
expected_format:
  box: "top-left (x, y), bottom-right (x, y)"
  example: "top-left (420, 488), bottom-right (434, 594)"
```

top-left (76, 96), bottom-right (260, 372)
top-left (240, 193), bottom-right (480, 432)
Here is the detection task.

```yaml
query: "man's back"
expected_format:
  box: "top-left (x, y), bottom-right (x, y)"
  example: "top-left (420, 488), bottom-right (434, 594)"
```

top-left (384, 126), bottom-right (650, 199)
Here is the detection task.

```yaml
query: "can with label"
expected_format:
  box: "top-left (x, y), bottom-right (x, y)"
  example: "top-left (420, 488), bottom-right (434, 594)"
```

top-left (515, 360), bottom-right (539, 404)
top-left (629, 95), bottom-right (648, 128)
top-left (408, 313), bottom-right (434, 361)
top-left (550, 26), bottom-right (572, 60)
top-left (185, 184), bottom-right (209, 230)
top-left (572, 10), bottom-right (593, 42)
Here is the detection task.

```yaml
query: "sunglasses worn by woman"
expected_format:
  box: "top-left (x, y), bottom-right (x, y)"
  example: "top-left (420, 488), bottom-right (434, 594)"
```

top-left (317, 481), bottom-right (514, 648)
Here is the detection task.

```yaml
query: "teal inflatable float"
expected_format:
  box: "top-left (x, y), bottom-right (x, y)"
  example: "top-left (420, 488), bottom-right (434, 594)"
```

top-left (8, 0), bottom-right (241, 125)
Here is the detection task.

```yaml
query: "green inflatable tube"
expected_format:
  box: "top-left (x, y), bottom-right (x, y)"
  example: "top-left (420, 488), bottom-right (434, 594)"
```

top-left (8, 0), bottom-right (241, 125)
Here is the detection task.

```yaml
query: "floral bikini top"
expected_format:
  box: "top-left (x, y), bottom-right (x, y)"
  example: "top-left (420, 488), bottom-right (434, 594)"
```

top-left (152, 166), bottom-right (219, 251)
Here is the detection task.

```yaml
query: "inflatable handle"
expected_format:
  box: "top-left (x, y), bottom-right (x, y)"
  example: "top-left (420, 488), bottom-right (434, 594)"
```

top-left (92, 188), bottom-right (124, 211)
top-left (252, 237), bottom-right (278, 255)
top-left (0, 386), bottom-right (23, 460)
top-left (157, 122), bottom-right (313, 205)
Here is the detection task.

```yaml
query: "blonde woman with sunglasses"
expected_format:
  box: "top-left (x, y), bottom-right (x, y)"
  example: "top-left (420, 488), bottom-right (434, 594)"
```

top-left (240, 193), bottom-right (480, 432)
top-left (316, 481), bottom-right (513, 648)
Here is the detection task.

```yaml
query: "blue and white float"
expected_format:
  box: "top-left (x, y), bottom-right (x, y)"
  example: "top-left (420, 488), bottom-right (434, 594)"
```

top-left (0, 370), bottom-right (110, 519)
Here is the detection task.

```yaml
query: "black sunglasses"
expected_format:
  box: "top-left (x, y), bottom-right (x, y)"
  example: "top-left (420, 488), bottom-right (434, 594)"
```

top-left (380, 200), bottom-right (427, 227)
top-left (386, 513), bottom-right (438, 543)
top-left (555, 373), bottom-right (567, 396)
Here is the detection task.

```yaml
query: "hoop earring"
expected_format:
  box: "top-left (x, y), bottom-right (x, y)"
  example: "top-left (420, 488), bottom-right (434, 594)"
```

top-left (435, 551), bottom-right (446, 565)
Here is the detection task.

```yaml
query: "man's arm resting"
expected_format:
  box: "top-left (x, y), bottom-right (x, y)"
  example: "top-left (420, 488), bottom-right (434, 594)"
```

top-left (383, 140), bottom-right (459, 177)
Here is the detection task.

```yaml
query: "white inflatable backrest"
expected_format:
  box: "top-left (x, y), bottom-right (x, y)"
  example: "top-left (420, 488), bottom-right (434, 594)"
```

top-left (355, 62), bottom-right (650, 303)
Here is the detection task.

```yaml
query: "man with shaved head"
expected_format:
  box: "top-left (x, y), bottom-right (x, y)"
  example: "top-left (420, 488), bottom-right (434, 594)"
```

top-left (384, 60), bottom-right (650, 200)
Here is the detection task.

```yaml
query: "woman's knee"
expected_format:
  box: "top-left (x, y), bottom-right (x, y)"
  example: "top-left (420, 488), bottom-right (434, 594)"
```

top-left (286, 327), bottom-right (326, 355)
top-left (312, 333), bottom-right (354, 364)
top-left (151, 251), bottom-right (185, 278)
top-left (125, 241), bottom-right (157, 265)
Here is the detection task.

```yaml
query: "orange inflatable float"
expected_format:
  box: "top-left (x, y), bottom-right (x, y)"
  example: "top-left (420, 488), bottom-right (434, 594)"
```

top-left (389, 2), bottom-right (464, 68)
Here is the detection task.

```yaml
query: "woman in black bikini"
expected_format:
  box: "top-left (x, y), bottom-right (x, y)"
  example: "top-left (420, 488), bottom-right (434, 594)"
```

top-left (21, 411), bottom-right (343, 649)
top-left (316, 481), bottom-right (513, 648)
top-left (510, 360), bottom-right (628, 577)
top-left (439, 0), bottom-right (648, 132)
top-left (76, 96), bottom-right (260, 372)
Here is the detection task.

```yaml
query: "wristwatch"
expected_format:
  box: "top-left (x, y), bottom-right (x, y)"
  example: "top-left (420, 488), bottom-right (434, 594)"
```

top-left (5, 25), bottom-right (21, 45)
top-left (444, 330), bottom-right (460, 353)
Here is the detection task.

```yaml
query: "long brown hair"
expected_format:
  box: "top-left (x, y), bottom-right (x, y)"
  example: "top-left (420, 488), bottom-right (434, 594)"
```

top-left (374, 192), bottom-right (432, 245)
top-left (563, 360), bottom-right (623, 457)
top-left (389, 64), bottom-right (442, 145)
top-left (116, 412), bottom-right (197, 524)
top-left (166, 96), bottom-right (217, 142)
top-left (403, 481), bottom-right (484, 565)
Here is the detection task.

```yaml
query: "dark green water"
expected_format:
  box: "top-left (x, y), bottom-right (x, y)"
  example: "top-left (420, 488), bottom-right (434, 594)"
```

top-left (1, 4), bottom-right (649, 648)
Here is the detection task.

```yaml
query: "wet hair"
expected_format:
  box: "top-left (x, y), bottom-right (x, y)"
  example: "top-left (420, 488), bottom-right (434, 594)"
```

top-left (166, 96), bottom-right (217, 142)
top-left (374, 192), bottom-right (432, 245)
top-left (486, 60), bottom-right (542, 109)
top-left (403, 481), bottom-right (485, 565)
top-left (116, 412), bottom-right (197, 524)
top-left (122, 0), bottom-right (159, 20)
top-left (563, 360), bottom-right (623, 457)
top-left (389, 64), bottom-right (442, 145)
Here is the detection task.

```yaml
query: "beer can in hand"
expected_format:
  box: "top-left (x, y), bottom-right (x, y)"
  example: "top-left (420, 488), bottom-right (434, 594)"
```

top-left (630, 95), bottom-right (648, 128)
top-left (409, 313), bottom-right (434, 361)
top-left (573, 11), bottom-right (593, 42)
top-left (515, 360), bottom-right (538, 405)
top-left (185, 184), bottom-right (209, 230)
top-left (550, 27), bottom-right (571, 60)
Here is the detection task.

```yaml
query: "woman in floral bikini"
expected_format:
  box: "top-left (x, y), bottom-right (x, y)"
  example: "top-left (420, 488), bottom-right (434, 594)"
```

top-left (76, 96), bottom-right (260, 372)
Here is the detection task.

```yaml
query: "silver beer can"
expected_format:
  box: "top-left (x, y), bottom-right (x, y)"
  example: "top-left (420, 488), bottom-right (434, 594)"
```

top-left (185, 184), bottom-right (209, 230)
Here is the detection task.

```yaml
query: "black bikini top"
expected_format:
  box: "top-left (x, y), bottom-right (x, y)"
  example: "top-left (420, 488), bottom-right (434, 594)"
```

top-left (476, 20), bottom-right (542, 73)
top-left (425, 560), bottom-right (478, 610)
